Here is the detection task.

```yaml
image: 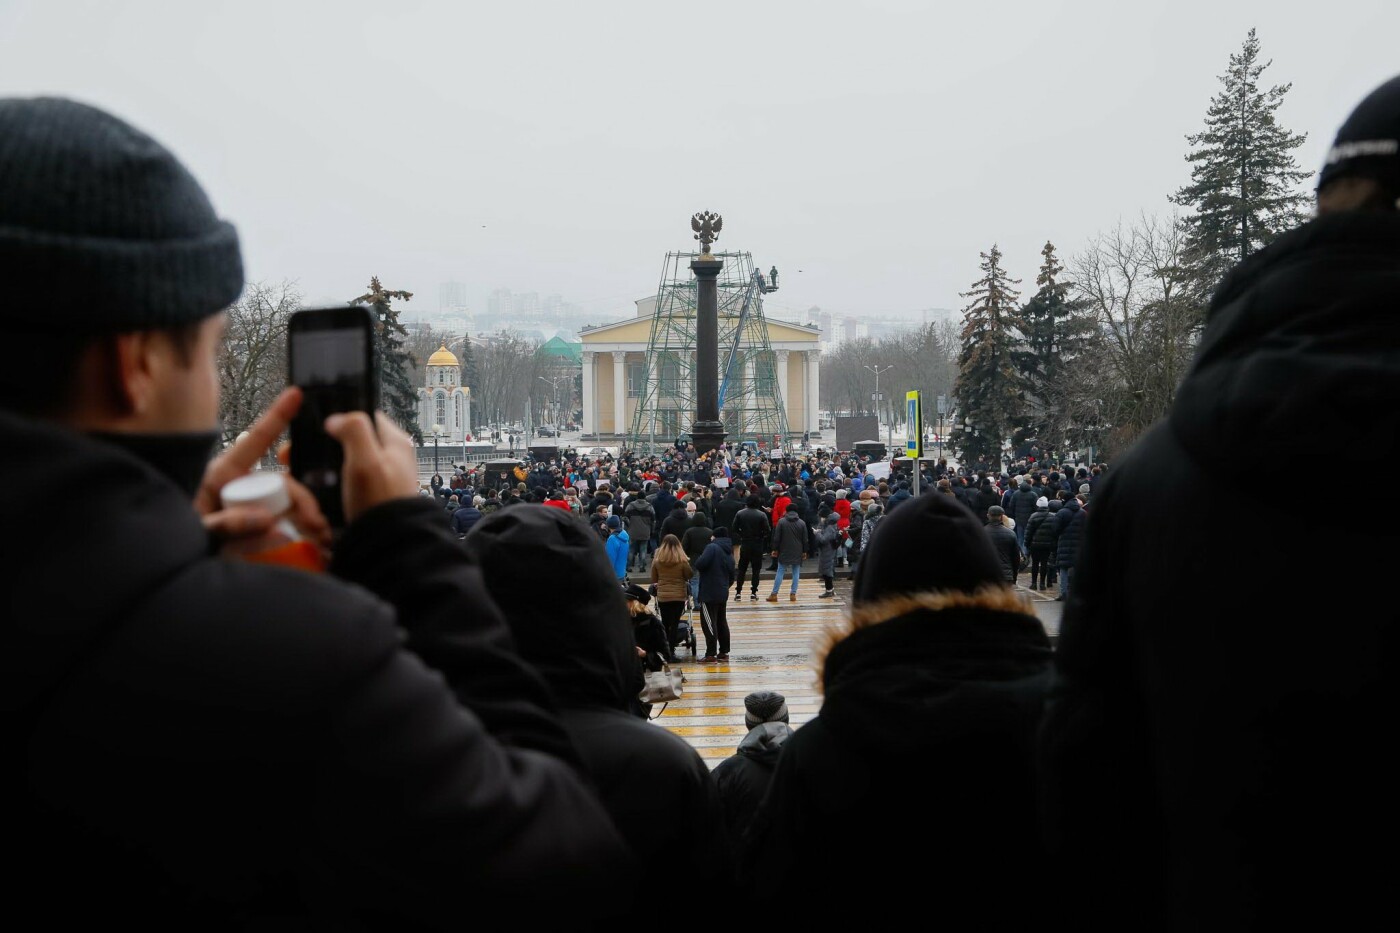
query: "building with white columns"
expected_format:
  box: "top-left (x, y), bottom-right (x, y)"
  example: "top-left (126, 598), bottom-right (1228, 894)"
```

top-left (578, 297), bottom-right (822, 439)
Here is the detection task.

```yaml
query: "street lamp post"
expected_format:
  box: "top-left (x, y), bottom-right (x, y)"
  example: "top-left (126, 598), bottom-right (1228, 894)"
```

top-left (431, 423), bottom-right (446, 476)
top-left (538, 375), bottom-right (565, 434)
top-left (863, 364), bottom-right (895, 458)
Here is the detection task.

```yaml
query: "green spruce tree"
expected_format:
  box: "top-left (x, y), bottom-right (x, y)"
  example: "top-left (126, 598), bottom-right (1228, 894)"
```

top-left (1170, 28), bottom-right (1310, 299)
top-left (459, 332), bottom-right (479, 393)
top-left (951, 244), bottom-right (1025, 467)
top-left (1016, 241), bottom-right (1094, 446)
top-left (354, 277), bottom-right (420, 440)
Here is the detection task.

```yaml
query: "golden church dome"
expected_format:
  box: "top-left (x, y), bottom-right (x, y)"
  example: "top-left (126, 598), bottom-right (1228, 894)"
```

top-left (427, 344), bottom-right (459, 367)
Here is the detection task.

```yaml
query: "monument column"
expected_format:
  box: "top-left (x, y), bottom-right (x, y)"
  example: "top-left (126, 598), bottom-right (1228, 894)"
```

top-left (581, 350), bottom-right (596, 437)
top-left (689, 211), bottom-right (727, 454)
top-left (612, 350), bottom-right (626, 437)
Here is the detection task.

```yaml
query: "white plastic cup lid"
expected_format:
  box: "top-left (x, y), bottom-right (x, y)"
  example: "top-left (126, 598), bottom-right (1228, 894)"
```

top-left (221, 472), bottom-right (291, 515)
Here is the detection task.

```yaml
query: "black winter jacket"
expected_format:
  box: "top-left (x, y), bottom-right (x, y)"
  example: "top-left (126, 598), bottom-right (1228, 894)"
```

top-left (713, 492), bottom-right (745, 534)
top-left (733, 506), bottom-right (771, 549)
top-left (680, 512), bottom-right (713, 563)
top-left (463, 505), bottom-right (729, 903)
top-left (1040, 211), bottom-right (1400, 930)
top-left (712, 723), bottom-right (793, 850)
top-left (1053, 498), bottom-right (1083, 565)
top-left (985, 520), bottom-right (1020, 582)
top-left (742, 591), bottom-right (1052, 923)
top-left (1, 415), bottom-right (630, 929)
top-left (1010, 485), bottom-right (1040, 529)
top-left (1024, 507), bottom-right (1052, 553)
top-left (659, 506), bottom-right (691, 544)
top-left (975, 485), bottom-right (1001, 521)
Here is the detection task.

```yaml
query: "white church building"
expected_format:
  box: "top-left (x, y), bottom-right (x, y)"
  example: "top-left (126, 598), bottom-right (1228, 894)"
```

top-left (416, 344), bottom-right (473, 441)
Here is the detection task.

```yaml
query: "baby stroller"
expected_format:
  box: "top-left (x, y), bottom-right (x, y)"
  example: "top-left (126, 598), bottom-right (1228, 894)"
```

top-left (673, 598), bottom-right (699, 659)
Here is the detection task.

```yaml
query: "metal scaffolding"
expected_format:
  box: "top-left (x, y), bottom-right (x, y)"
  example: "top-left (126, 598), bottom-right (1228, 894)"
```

top-left (628, 250), bottom-right (790, 454)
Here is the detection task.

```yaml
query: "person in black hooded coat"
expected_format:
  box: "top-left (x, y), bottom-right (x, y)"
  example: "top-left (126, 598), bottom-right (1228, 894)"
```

top-left (464, 505), bottom-right (730, 900)
top-left (1039, 77), bottom-right (1400, 931)
top-left (712, 691), bottom-right (794, 852)
top-left (739, 494), bottom-right (1052, 923)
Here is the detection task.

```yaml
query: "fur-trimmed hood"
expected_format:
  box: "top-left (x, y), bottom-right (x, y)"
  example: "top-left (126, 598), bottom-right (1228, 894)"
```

top-left (812, 587), bottom-right (1052, 752)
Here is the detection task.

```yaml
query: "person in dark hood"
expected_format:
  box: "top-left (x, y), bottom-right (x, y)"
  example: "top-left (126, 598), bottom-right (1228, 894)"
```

top-left (814, 512), bottom-right (841, 598)
top-left (1040, 75), bottom-right (1400, 930)
top-left (713, 485), bottom-right (746, 540)
top-left (450, 496), bottom-right (483, 535)
top-left (712, 691), bottom-right (794, 851)
top-left (740, 494), bottom-right (1052, 924)
top-left (659, 496), bottom-right (693, 544)
top-left (975, 476), bottom-right (1001, 522)
top-left (693, 525), bottom-right (735, 661)
top-left (0, 98), bottom-right (628, 927)
top-left (680, 509), bottom-right (713, 602)
top-left (465, 505), bottom-right (729, 901)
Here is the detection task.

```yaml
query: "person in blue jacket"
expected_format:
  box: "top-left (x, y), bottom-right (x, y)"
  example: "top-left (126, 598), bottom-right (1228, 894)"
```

top-left (604, 514), bottom-right (630, 581)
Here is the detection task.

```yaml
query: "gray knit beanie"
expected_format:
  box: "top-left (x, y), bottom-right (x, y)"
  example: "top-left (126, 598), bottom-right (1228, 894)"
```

top-left (744, 690), bottom-right (789, 728)
top-left (0, 97), bottom-right (243, 332)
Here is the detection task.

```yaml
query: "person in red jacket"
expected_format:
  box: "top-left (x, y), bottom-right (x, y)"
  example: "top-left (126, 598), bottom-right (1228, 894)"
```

top-left (832, 488), bottom-right (853, 568)
top-left (771, 484), bottom-right (791, 526)
top-left (768, 484), bottom-right (792, 571)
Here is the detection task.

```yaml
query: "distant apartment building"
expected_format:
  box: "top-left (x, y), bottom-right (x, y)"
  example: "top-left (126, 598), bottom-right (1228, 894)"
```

top-left (438, 280), bottom-right (469, 312)
top-left (487, 288), bottom-right (514, 319)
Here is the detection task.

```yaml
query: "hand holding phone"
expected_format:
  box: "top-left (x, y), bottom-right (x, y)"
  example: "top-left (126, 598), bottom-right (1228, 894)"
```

top-left (323, 411), bottom-right (420, 523)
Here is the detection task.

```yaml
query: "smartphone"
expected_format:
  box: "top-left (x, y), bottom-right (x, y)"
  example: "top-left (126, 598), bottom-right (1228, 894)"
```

top-left (287, 306), bottom-right (378, 527)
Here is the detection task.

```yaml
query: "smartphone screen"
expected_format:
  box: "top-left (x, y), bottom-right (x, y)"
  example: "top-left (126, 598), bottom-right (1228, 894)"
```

top-left (288, 306), bottom-right (376, 527)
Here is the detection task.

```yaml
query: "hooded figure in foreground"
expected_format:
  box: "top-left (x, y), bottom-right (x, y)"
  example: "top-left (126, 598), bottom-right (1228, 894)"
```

top-left (739, 493), bottom-right (1052, 922)
top-left (465, 505), bottom-right (730, 897)
top-left (1039, 74), bottom-right (1400, 929)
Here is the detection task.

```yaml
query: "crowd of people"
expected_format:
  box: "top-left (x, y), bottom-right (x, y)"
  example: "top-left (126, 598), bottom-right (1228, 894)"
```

top-left (5, 72), bottom-right (1399, 928)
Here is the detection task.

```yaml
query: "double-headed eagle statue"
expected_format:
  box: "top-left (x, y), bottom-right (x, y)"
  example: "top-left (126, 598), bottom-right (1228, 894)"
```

top-left (691, 211), bottom-right (722, 254)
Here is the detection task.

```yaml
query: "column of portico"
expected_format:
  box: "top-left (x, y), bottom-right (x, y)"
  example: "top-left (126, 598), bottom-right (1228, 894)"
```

top-left (581, 350), bottom-right (596, 436)
top-left (742, 355), bottom-right (756, 436)
top-left (806, 348), bottom-right (821, 433)
top-left (612, 350), bottom-right (626, 436)
top-left (775, 349), bottom-right (790, 432)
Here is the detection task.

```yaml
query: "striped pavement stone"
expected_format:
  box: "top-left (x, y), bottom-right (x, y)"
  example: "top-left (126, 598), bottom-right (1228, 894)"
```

top-left (651, 577), bottom-right (1062, 768)
top-left (650, 576), bottom-right (837, 767)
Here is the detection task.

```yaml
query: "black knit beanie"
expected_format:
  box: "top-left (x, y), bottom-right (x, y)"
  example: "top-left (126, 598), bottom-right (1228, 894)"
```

top-left (851, 492), bottom-right (1003, 606)
top-left (0, 97), bottom-right (243, 332)
top-left (1317, 74), bottom-right (1400, 195)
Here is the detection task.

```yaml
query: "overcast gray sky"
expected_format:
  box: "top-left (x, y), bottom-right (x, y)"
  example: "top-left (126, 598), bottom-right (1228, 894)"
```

top-left (3, 0), bottom-right (1395, 323)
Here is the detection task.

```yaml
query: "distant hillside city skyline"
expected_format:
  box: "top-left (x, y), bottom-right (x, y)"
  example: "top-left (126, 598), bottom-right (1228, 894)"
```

top-left (380, 282), bottom-right (959, 347)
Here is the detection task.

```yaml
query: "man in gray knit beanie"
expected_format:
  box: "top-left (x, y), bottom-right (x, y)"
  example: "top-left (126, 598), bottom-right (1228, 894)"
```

top-left (0, 98), bottom-right (631, 925)
top-left (714, 690), bottom-right (794, 849)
